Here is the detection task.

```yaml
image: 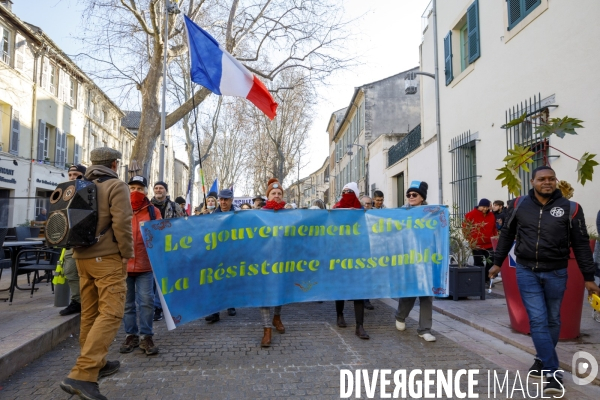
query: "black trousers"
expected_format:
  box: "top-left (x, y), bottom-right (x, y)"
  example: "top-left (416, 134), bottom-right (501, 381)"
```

top-left (336, 300), bottom-right (364, 326)
top-left (472, 249), bottom-right (493, 281)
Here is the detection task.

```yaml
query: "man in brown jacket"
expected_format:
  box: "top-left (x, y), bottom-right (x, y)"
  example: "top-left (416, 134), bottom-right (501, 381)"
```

top-left (60, 147), bottom-right (134, 400)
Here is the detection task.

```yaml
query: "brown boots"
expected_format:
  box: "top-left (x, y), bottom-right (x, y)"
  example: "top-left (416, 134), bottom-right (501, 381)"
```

top-left (261, 328), bottom-right (272, 347)
top-left (272, 315), bottom-right (285, 334)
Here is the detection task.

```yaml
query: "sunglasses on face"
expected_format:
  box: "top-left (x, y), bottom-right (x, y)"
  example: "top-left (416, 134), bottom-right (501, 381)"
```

top-left (342, 189), bottom-right (352, 194)
top-left (406, 193), bottom-right (419, 198)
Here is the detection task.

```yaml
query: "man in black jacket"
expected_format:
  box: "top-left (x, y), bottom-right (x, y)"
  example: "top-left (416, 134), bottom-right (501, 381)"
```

top-left (489, 166), bottom-right (600, 395)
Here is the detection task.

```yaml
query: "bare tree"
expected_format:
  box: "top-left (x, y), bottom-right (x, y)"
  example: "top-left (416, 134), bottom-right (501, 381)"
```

top-left (73, 0), bottom-right (353, 174)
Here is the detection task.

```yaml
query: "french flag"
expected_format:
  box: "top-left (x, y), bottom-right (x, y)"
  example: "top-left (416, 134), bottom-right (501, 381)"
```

top-left (184, 15), bottom-right (278, 120)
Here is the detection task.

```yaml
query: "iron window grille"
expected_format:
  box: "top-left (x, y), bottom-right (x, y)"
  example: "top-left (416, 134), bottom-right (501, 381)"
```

top-left (505, 93), bottom-right (556, 197)
top-left (450, 130), bottom-right (480, 219)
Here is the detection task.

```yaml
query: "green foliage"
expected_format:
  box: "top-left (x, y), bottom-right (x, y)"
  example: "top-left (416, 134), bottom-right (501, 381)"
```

top-left (500, 112), bottom-right (527, 129)
top-left (503, 144), bottom-right (535, 172)
top-left (495, 166), bottom-right (522, 197)
top-left (534, 116), bottom-right (584, 138)
top-left (18, 219), bottom-right (32, 227)
top-left (577, 152), bottom-right (598, 185)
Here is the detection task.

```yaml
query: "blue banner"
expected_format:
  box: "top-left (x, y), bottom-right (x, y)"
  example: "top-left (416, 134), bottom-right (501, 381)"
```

top-left (141, 206), bottom-right (450, 329)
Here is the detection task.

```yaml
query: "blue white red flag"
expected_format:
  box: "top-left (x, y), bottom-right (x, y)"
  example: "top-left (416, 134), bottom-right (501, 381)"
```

top-left (184, 15), bottom-right (278, 120)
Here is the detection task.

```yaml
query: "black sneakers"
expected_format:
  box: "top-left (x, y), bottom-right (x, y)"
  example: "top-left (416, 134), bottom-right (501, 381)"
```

top-left (364, 300), bottom-right (375, 310)
top-left (153, 308), bottom-right (163, 321)
top-left (528, 358), bottom-right (544, 377)
top-left (59, 301), bottom-right (81, 316)
top-left (205, 313), bottom-right (220, 323)
top-left (544, 375), bottom-right (565, 395)
top-left (60, 378), bottom-right (107, 400)
top-left (119, 334), bottom-right (140, 353)
top-left (227, 308), bottom-right (237, 316)
top-left (98, 360), bottom-right (120, 379)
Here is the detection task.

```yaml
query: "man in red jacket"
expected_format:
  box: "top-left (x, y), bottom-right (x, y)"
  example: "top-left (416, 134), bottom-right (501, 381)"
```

top-left (464, 198), bottom-right (498, 283)
top-left (119, 176), bottom-right (162, 356)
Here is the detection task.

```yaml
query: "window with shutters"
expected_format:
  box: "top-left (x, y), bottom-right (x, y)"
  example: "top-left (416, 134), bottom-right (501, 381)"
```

top-left (14, 34), bottom-right (25, 71)
top-left (54, 128), bottom-right (67, 168)
top-left (1, 25), bottom-right (10, 65)
top-left (507, 0), bottom-right (541, 31)
top-left (41, 124), bottom-right (49, 159)
top-left (445, 0), bottom-right (480, 85)
top-left (69, 79), bottom-right (76, 107)
top-left (10, 109), bottom-right (19, 155)
top-left (49, 63), bottom-right (57, 96)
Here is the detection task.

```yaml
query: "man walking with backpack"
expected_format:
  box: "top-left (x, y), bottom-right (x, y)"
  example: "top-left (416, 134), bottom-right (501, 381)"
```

top-left (119, 176), bottom-right (162, 356)
top-left (489, 166), bottom-right (600, 395)
top-left (60, 147), bottom-right (133, 400)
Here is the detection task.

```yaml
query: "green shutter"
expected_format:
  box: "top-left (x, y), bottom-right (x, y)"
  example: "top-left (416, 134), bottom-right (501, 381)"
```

top-left (508, 0), bottom-right (541, 31)
top-left (444, 32), bottom-right (453, 85)
top-left (467, 0), bottom-right (480, 63)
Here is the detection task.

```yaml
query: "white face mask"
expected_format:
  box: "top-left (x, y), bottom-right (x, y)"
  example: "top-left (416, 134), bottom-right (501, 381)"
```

top-left (207, 205), bottom-right (215, 210)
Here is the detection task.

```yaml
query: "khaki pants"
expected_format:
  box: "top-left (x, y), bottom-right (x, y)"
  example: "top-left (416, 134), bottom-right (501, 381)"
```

top-left (68, 254), bottom-right (126, 382)
top-left (63, 250), bottom-right (80, 304)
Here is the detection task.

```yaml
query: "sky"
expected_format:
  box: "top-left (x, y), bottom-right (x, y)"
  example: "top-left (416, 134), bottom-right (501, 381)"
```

top-left (12, 0), bottom-right (430, 177)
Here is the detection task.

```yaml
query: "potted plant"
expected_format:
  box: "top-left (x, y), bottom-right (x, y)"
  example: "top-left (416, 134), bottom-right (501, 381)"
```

top-left (447, 211), bottom-right (487, 301)
top-left (44, 157), bottom-right (50, 165)
top-left (16, 220), bottom-right (40, 239)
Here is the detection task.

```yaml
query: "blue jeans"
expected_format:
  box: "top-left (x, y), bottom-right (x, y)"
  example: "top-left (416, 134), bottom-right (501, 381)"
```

top-left (124, 272), bottom-right (155, 337)
top-left (516, 263), bottom-right (567, 374)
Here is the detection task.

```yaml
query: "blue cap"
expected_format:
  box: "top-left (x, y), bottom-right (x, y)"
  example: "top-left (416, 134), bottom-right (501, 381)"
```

top-left (218, 189), bottom-right (233, 199)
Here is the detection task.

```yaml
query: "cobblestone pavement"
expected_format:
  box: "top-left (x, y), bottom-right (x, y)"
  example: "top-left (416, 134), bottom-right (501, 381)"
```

top-left (0, 299), bottom-right (581, 399)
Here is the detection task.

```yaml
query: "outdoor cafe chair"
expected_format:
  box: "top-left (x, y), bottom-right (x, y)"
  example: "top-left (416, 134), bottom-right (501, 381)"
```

top-left (8, 248), bottom-right (60, 305)
top-left (0, 228), bottom-right (11, 286)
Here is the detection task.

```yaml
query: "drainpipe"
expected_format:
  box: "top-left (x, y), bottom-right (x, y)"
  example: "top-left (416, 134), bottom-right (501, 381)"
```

top-left (26, 48), bottom-right (41, 220)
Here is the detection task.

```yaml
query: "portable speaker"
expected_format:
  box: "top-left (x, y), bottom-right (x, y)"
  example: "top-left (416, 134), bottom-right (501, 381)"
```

top-left (46, 180), bottom-right (98, 247)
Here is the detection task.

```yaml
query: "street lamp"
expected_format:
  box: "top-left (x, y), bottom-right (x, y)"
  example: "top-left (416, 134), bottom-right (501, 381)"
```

top-left (159, 0), bottom-right (181, 182)
top-left (404, 0), bottom-right (443, 205)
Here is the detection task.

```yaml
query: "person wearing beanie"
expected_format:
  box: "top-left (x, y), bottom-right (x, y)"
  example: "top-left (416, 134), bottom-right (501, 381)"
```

top-left (175, 196), bottom-right (188, 216)
top-left (395, 181), bottom-right (436, 342)
top-left (464, 197), bottom-right (498, 282)
top-left (332, 182), bottom-right (370, 339)
top-left (150, 181), bottom-right (184, 322)
top-left (258, 178), bottom-right (286, 346)
top-left (67, 164), bottom-right (87, 180)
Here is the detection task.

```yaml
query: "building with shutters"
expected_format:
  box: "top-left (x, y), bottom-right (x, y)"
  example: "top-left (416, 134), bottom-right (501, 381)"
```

top-left (327, 69), bottom-right (421, 208)
top-left (0, 1), bottom-right (130, 227)
top-left (413, 0), bottom-right (600, 223)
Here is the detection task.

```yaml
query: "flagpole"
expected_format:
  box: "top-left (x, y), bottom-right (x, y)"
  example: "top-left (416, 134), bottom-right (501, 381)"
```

top-left (188, 52), bottom-right (208, 208)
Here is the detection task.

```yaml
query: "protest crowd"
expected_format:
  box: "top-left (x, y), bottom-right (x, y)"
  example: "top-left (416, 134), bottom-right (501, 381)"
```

top-left (49, 148), bottom-right (600, 400)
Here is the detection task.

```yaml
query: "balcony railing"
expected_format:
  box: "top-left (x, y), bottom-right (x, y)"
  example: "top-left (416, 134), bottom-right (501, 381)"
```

top-left (387, 124), bottom-right (421, 167)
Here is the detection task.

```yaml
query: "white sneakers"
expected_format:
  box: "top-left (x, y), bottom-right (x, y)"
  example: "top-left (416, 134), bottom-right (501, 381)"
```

top-left (397, 321), bottom-right (436, 341)
top-left (419, 333), bottom-right (437, 342)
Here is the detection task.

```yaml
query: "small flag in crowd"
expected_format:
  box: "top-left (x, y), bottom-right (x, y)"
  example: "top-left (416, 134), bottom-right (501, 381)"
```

top-left (209, 178), bottom-right (218, 194)
top-left (183, 15), bottom-right (278, 120)
top-left (185, 179), bottom-right (191, 216)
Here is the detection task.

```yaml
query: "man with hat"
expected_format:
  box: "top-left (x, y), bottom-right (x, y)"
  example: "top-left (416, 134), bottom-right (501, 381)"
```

top-left (252, 194), bottom-right (266, 209)
top-left (204, 188), bottom-right (237, 322)
top-left (464, 198), bottom-right (498, 281)
top-left (119, 176), bottom-right (162, 356)
top-left (58, 164), bottom-right (88, 317)
top-left (150, 180), bottom-right (184, 321)
top-left (60, 147), bottom-right (133, 400)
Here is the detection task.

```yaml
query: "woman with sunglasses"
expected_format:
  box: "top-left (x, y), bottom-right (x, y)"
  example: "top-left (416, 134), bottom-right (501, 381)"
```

top-left (259, 178), bottom-right (287, 347)
top-left (395, 181), bottom-right (436, 342)
top-left (333, 182), bottom-right (370, 339)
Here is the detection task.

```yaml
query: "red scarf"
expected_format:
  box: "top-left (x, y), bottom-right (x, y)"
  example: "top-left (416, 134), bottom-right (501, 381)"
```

top-left (263, 200), bottom-right (286, 210)
top-left (334, 192), bottom-right (362, 209)
top-left (131, 191), bottom-right (150, 211)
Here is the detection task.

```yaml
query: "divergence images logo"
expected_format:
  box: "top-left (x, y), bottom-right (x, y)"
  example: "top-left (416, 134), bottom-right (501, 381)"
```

top-left (572, 351), bottom-right (599, 385)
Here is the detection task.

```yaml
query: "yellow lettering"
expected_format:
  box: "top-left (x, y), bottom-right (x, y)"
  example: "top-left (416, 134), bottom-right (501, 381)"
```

top-left (426, 219), bottom-right (438, 229)
top-left (226, 266), bottom-right (238, 278)
top-left (378, 256), bottom-right (390, 267)
top-left (179, 236), bottom-right (192, 249)
top-left (259, 226), bottom-right (272, 238)
top-left (214, 268), bottom-right (225, 280)
top-left (284, 226), bottom-right (296, 236)
top-left (356, 258), bottom-right (366, 269)
top-left (309, 226), bottom-right (325, 236)
top-left (367, 257), bottom-right (377, 268)
top-left (327, 225), bottom-right (338, 235)
top-left (285, 261), bottom-right (295, 272)
top-left (414, 219), bottom-right (425, 229)
top-left (297, 260), bottom-right (306, 272)
top-left (204, 232), bottom-right (216, 250)
top-left (261, 260), bottom-right (270, 275)
top-left (248, 264), bottom-right (259, 276)
top-left (200, 268), bottom-right (213, 285)
top-left (217, 230), bottom-right (230, 242)
top-left (352, 222), bottom-right (360, 235)
top-left (272, 262), bottom-right (281, 274)
top-left (339, 225), bottom-right (351, 235)
top-left (165, 235), bottom-right (173, 252)
top-left (308, 260), bottom-right (320, 271)
top-left (298, 225), bottom-right (308, 236)
top-left (432, 253), bottom-right (443, 264)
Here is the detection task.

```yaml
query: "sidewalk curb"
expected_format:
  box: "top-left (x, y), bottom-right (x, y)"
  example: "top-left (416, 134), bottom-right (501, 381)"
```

top-left (0, 314), bottom-right (80, 383)
top-left (431, 303), bottom-right (600, 386)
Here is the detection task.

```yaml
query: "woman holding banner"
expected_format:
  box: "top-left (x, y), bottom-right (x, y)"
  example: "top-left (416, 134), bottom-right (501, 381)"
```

top-left (395, 181), bottom-right (436, 342)
top-left (201, 191), bottom-right (218, 214)
top-left (259, 178), bottom-right (287, 347)
top-left (333, 182), bottom-right (370, 340)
